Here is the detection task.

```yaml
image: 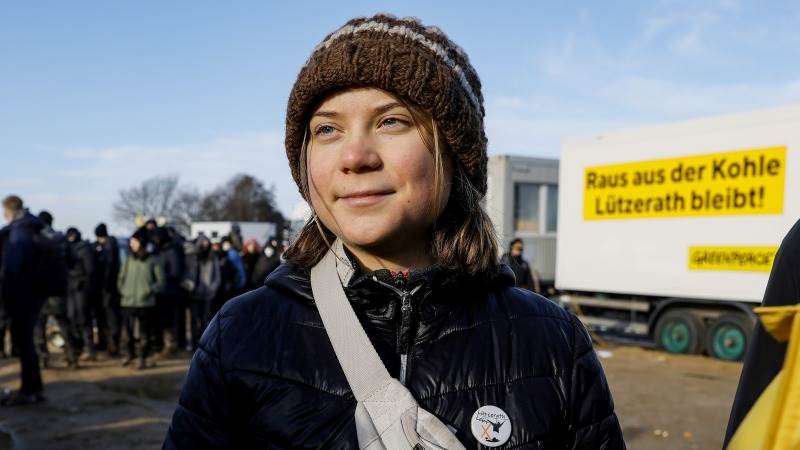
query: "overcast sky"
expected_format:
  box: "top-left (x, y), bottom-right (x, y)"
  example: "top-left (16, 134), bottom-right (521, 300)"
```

top-left (2, 0), bottom-right (799, 235)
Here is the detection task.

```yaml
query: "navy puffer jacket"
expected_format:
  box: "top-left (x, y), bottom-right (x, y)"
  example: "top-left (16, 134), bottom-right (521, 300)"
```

top-left (164, 262), bottom-right (625, 449)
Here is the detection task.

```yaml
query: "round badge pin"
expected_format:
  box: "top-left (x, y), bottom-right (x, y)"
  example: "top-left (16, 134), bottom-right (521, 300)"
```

top-left (471, 405), bottom-right (512, 447)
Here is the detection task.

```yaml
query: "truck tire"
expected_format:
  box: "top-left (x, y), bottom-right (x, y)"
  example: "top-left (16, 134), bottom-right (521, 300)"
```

top-left (654, 309), bottom-right (705, 355)
top-left (706, 313), bottom-right (753, 361)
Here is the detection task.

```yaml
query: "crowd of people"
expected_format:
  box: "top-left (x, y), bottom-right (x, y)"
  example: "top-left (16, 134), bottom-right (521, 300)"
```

top-left (0, 194), bottom-right (282, 406)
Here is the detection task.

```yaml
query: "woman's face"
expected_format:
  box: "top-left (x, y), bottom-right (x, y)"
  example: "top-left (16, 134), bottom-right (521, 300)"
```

top-left (129, 237), bottom-right (141, 254)
top-left (307, 88), bottom-right (450, 254)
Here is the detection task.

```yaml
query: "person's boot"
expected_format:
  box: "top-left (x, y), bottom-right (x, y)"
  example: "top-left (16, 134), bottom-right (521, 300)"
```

top-left (79, 351), bottom-right (97, 362)
top-left (0, 390), bottom-right (45, 407)
top-left (156, 341), bottom-right (176, 361)
top-left (106, 340), bottom-right (119, 358)
top-left (136, 356), bottom-right (146, 370)
top-left (121, 355), bottom-right (134, 367)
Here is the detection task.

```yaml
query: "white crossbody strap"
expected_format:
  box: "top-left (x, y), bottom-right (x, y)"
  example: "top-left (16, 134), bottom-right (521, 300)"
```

top-left (311, 240), bottom-right (465, 450)
top-left (310, 240), bottom-right (392, 401)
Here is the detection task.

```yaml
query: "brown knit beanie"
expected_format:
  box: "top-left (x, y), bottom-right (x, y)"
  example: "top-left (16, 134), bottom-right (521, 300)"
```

top-left (285, 14), bottom-right (488, 196)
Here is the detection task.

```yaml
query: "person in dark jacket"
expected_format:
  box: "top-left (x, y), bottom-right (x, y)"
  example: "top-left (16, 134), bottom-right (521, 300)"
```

top-left (34, 211), bottom-right (79, 369)
top-left (724, 218), bottom-right (800, 446)
top-left (93, 223), bottom-right (121, 356)
top-left (210, 238), bottom-right (240, 315)
top-left (222, 237), bottom-right (246, 294)
top-left (240, 239), bottom-right (261, 291)
top-left (155, 226), bottom-right (187, 359)
top-left (65, 227), bottom-right (97, 361)
top-left (248, 239), bottom-right (282, 289)
top-left (500, 238), bottom-right (539, 292)
top-left (118, 228), bottom-right (164, 370)
top-left (0, 195), bottom-right (46, 406)
top-left (164, 15), bottom-right (624, 449)
top-left (187, 235), bottom-right (220, 350)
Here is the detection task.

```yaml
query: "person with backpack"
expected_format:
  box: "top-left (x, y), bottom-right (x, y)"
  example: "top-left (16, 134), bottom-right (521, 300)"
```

top-left (65, 227), bottom-right (97, 362)
top-left (0, 195), bottom-right (46, 406)
top-left (34, 211), bottom-right (79, 369)
top-left (118, 228), bottom-right (164, 370)
top-left (164, 15), bottom-right (624, 448)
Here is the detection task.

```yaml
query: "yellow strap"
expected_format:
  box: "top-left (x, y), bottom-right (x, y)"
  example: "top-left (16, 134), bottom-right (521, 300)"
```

top-left (729, 306), bottom-right (800, 450)
top-left (728, 371), bottom-right (781, 450)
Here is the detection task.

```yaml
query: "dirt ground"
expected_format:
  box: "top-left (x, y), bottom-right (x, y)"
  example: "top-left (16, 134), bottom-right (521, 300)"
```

top-left (599, 342), bottom-right (742, 450)
top-left (0, 343), bottom-right (742, 450)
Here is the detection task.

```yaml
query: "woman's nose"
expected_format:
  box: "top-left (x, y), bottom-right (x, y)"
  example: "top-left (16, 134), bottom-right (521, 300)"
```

top-left (339, 132), bottom-right (382, 174)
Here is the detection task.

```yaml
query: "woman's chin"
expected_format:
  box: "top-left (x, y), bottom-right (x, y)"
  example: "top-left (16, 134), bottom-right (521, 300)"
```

top-left (337, 225), bottom-right (403, 250)
top-left (340, 231), bottom-right (390, 249)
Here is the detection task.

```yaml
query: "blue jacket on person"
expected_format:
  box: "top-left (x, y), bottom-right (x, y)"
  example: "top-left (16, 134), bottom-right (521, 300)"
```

top-left (226, 248), bottom-right (246, 290)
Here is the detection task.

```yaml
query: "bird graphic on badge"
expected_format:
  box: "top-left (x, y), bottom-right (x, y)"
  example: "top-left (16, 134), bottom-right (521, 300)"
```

top-left (470, 405), bottom-right (512, 446)
top-left (477, 417), bottom-right (506, 442)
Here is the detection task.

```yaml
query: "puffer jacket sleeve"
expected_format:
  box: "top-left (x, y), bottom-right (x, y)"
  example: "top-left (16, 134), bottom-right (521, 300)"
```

top-left (163, 313), bottom-right (234, 449)
top-left (567, 314), bottom-right (626, 449)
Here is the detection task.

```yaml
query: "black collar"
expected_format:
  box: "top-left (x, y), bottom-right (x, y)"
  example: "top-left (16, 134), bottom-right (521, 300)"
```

top-left (265, 259), bottom-right (515, 309)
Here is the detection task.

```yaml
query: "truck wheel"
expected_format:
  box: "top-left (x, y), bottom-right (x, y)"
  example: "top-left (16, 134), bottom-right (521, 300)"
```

top-left (706, 314), bottom-right (753, 361)
top-left (654, 309), bottom-right (705, 355)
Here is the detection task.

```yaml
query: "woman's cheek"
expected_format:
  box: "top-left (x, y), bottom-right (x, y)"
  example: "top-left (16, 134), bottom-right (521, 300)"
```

top-left (307, 153), bottom-right (334, 202)
top-left (404, 155), bottom-right (437, 201)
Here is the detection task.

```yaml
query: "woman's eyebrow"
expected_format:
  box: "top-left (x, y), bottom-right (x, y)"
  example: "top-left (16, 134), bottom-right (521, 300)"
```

top-left (312, 110), bottom-right (339, 118)
top-left (373, 101), bottom-right (404, 115)
top-left (312, 102), bottom-right (404, 119)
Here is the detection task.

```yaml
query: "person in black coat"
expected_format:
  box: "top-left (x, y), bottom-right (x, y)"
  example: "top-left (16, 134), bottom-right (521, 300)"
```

top-left (164, 15), bottom-right (623, 449)
top-left (156, 226), bottom-right (187, 358)
top-left (94, 223), bottom-right (121, 356)
top-left (724, 218), bottom-right (800, 446)
top-left (34, 211), bottom-right (80, 369)
top-left (247, 239), bottom-right (282, 289)
top-left (500, 238), bottom-right (539, 292)
top-left (240, 239), bottom-right (261, 291)
top-left (0, 195), bottom-right (46, 406)
top-left (65, 227), bottom-right (97, 361)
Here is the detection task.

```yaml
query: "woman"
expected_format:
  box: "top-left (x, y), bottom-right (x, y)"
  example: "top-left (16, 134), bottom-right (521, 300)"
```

top-left (165, 15), bottom-right (624, 449)
top-left (117, 229), bottom-right (164, 370)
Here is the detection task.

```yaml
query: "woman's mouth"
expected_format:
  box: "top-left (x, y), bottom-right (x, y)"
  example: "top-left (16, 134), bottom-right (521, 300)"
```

top-left (338, 190), bottom-right (394, 207)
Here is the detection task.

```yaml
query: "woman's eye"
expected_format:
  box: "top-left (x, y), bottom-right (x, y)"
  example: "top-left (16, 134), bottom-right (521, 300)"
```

top-left (315, 125), bottom-right (337, 136)
top-left (380, 117), bottom-right (407, 129)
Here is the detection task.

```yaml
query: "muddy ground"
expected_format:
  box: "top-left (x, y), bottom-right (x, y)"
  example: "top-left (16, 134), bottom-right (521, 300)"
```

top-left (0, 343), bottom-right (742, 450)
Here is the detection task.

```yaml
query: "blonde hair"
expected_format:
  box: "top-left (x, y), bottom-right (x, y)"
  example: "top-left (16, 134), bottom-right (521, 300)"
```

top-left (284, 92), bottom-right (498, 275)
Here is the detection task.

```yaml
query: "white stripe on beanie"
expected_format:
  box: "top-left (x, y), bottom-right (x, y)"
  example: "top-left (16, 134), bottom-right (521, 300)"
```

top-left (307, 20), bottom-right (482, 112)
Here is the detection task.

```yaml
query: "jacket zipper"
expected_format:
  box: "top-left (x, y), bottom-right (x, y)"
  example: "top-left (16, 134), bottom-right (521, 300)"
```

top-left (371, 276), bottom-right (422, 385)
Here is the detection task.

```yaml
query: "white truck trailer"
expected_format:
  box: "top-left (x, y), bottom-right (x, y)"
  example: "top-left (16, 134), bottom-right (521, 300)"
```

top-left (556, 104), bottom-right (799, 361)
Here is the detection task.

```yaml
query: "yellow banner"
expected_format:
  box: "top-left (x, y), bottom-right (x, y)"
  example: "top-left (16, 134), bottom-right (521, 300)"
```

top-left (688, 246), bottom-right (778, 272)
top-left (583, 146), bottom-right (786, 220)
